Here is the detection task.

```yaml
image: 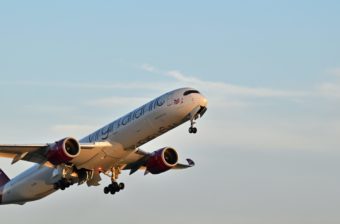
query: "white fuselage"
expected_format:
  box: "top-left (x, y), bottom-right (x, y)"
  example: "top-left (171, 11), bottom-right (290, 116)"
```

top-left (0, 88), bottom-right (207, 205)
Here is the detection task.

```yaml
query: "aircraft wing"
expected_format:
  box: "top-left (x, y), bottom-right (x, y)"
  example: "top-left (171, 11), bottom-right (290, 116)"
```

top-left (0, 143), bottom-right (98, 166)
top-left (0, 143), bottom-right (195, 174)
top-left (0, 144), bottom-right (48, 164)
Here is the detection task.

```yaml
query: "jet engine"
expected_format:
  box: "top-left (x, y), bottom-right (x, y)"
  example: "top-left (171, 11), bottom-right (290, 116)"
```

top-left (46, 137), bottom-right (81, 165)
top-left (146, 147), bottom-right (178, 174)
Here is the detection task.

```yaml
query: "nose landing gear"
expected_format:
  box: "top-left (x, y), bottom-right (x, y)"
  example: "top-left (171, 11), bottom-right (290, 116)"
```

top-left (188, 105), bottom-right (207, 134)
top-left (188, 119), bottom-right (198, 134)
top-left (188, 126), bottom-right (197, 134)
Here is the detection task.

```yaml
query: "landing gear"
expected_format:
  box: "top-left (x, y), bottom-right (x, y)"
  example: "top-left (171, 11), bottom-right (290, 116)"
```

top-left (188, 105), bottom-right (208, 134)
top-left (103, 167), bottom-right (125, 196)
top-left (188, 119), bottom-right (198, 134)
top-left (53, 165), bottom-right (94, 190)
top-left (54, 178), bottom-right (74, 190)
top-left (103, 182), bottom-right (125, 195)
top-left (188, 127), bottom-right (197, 134)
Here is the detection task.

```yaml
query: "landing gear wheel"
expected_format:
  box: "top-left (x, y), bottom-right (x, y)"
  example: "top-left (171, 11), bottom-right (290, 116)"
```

top-left (65, 182), bottom-right (70, 188)
top-left (104, 182), bottom-right (125, 195)
top-left (108, 184), bottom-right (114, 191)
top-left (54, 178), bottom-right (75, 191)
top-left (53, 183), bottom-right (60, 190)
top-left (119, 182), bottom-right (125, 190)
top-left (112, 182), bottom-right (119, 190)
top-left (189, 127), bottom-right (197, 134)
top-left (104, 187), bottom-right (109, 194)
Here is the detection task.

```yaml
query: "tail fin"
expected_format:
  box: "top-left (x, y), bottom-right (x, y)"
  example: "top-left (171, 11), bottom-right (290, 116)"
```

top-left (0, 169), bottom-right (10, 187)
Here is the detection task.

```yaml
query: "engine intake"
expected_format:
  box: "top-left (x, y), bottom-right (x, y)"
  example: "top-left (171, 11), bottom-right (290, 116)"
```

top-left (146, 147), bottom-right (178, 174)
top-left (46, 137), bottom-right (81, 165)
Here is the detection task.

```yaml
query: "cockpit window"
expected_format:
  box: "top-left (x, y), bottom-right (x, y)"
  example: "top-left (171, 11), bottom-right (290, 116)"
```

top-left (183, 90), bottom-right (200, 96)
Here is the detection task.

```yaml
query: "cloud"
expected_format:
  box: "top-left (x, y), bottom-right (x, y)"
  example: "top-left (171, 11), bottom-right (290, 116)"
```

top-left (0, 80), bottom-right (167, 91)
top-left (169, 70), bottom-right (310, 97)
top-left (205, 120), bottom-right (340, 152)
top-left (141, 64), bottom-right (309, 98)
top-left (141, 64), bottom-right (158, 73)
top-left (208, 98), bottom-right (250, 109)
top-left (85, 96), bottom-right (150, 108)
top-left (317, 82), bottom-right (340, 98)
top-left (316, 68), bottom-right (340, 98)
top-left (327, 68), bottom-right (340, 77)
top-left (24, 105), bottom-right (76, 113)
top-left (51, 124), bottom-right (96, 137)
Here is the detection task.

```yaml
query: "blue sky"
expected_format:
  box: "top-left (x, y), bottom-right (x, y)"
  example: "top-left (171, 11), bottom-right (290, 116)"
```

top-left (1, 1), bottom-right (340, 223)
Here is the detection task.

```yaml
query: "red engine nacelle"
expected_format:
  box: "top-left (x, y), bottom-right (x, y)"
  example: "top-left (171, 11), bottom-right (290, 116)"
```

top-left (146, 147), bottom-right (179, 174)
top-left (46, 137), bottom-right (81, 165)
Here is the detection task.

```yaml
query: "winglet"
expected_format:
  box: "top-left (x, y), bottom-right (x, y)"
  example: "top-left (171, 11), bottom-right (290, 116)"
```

top-left (173, 158), bottom-right (196, 169)
top-left (0, 169), bottom-right (10, 187)
top-left (186, 159), bottom-right (195, 167)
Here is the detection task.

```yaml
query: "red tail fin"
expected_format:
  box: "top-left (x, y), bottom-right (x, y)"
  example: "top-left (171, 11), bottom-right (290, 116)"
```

top-left (0, 169), bottom-right (10, 187)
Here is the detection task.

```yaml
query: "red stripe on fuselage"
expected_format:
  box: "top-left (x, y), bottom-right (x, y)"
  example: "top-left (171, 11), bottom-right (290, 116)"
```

top-left (0, 169), bottom-right (10, 187)
top-left (0, 169), bottom-right (9, 205)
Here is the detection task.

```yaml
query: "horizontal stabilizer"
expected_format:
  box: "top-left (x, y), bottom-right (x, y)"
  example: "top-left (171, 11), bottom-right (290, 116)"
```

top-left (0, 169), bottom-right (10, 187)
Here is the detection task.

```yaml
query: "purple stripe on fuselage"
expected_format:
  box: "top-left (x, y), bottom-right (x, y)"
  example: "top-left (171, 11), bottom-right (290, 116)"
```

top-left (0, 186), bottom-right (3, 204)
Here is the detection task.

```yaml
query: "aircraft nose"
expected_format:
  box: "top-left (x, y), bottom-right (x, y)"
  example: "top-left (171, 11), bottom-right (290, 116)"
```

top-left (199, 94), bottom-right (208, 107)
top-left (196, 94), bottom-right (208, 118)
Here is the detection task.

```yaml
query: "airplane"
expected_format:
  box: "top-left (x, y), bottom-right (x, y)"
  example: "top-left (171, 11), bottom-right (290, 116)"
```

top-left (0, 87), bottom-right (208, 205)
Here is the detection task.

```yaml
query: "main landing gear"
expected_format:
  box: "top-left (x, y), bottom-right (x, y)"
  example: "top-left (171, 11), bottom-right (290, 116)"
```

top-left (54, 178), bottom-right (74, 190)
top-left (104, 182), bottom-right (125, 195)
top-left (103, 167), bottom-right (125, 196)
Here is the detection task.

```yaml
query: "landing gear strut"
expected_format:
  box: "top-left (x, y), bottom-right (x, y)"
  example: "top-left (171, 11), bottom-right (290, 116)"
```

top-left (103, 167), bottom-right (125, 195)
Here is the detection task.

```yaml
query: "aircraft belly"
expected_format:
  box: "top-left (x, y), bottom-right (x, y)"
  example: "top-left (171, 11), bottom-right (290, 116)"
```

top-left (2, 166), bottom-right (56, 205)
top-left (77, 151), bottom-right (117, 170)
top-left (74, 142), bottom-right (127, 170)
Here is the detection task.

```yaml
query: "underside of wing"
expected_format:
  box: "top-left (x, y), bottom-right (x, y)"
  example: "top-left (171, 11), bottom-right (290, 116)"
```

top-left (0, 142), bottom-right (195, 176)
top-left (123, 147), bottom-right (195, 175)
